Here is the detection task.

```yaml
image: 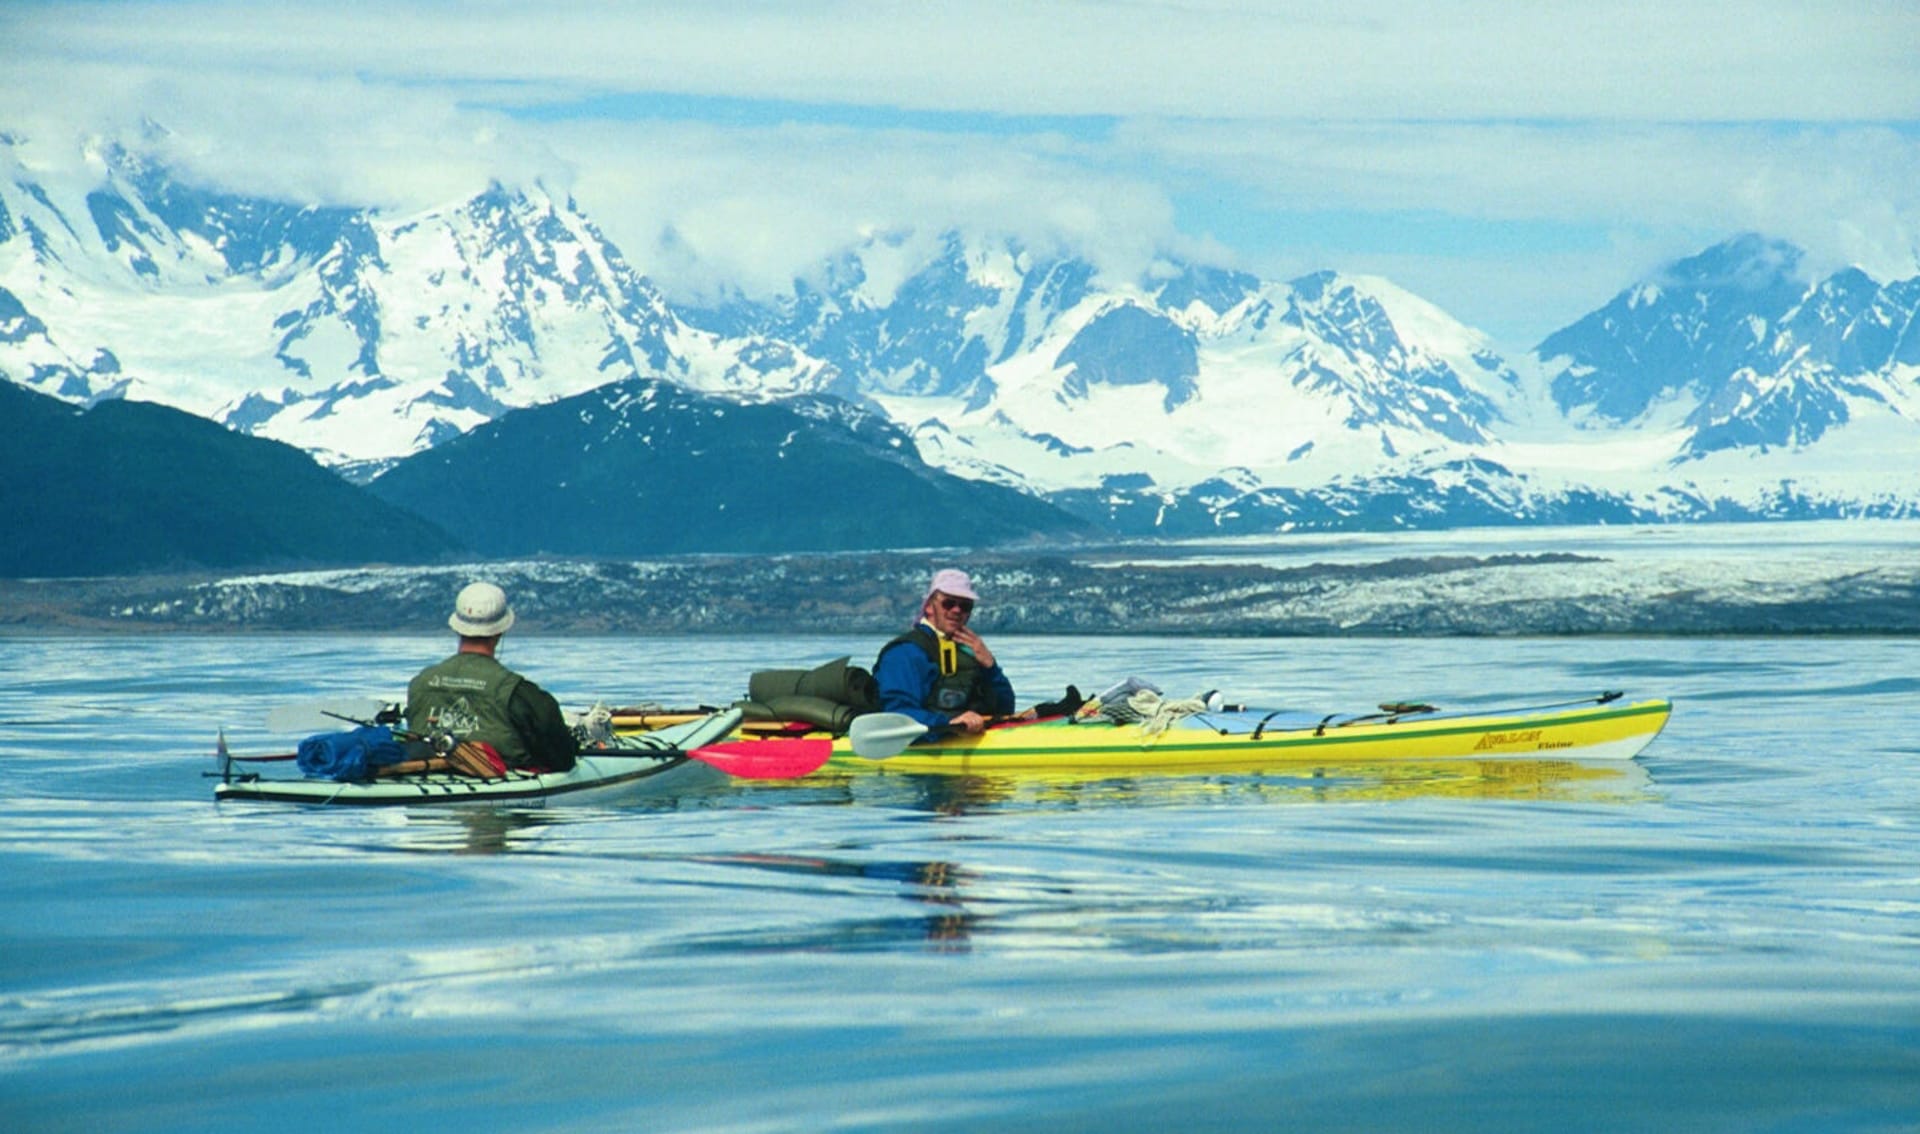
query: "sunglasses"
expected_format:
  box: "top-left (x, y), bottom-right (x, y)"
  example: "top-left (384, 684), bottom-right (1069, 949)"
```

top-left (936, 596), bottom-right (975, 614)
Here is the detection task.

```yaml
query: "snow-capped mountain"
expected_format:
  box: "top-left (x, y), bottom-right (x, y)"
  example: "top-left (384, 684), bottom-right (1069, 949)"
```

top-left (1528, 233), bottom-right (1920, 511)
top-left (1538, 235), bottom-right (1920, 439)
top-left (0, 127), bottom-right (834, 472)
top-left (679, 232), bottom-right (1524, 497)
top-left (5, 126), bottom-right (1919, 541)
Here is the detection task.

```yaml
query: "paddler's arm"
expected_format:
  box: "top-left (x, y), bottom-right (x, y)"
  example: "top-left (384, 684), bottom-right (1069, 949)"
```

top-left (509, 678), bottom-right (580, 771)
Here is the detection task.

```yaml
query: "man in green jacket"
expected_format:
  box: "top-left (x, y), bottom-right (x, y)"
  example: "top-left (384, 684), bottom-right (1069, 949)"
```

top-left (406, 582), bottom-right (579, 774)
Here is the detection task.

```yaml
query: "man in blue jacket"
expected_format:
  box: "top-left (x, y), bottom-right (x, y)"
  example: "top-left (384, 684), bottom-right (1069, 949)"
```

top-left (872, 569), bottom-right (1016, 736)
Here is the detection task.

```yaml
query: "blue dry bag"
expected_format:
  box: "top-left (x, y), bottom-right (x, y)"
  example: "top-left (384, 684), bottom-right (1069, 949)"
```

top-left (296, 725), bottom-right (408, 782)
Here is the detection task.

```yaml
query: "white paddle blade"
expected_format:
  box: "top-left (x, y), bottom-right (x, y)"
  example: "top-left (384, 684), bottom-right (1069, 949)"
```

top-left (848, 713), bottom-right (929, 759)
top-left (266, 697), bottom-right (390, 733)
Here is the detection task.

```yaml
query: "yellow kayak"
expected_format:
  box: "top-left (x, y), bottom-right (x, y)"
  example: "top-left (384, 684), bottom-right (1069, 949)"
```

top-left (835, 693), bottom-right (1672, 775)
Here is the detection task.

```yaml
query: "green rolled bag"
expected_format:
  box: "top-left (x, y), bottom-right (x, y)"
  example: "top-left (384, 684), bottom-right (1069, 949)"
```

top-left (735, 656), bottom-right (879, 734)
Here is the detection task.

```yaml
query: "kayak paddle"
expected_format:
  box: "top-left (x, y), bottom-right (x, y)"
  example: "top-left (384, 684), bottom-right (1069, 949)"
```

top-left (682, 738), bottom-right (831, 780)
top-left (848, 712), bottom-right (930, 758)
top-left (217, 737), bottom-right (831, 778)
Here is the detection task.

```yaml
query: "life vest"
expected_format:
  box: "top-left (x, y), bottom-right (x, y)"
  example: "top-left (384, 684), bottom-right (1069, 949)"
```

top-left (406, 652), bottom-right (529, 765)
top-left (880, 624), bottom-right (997, 715)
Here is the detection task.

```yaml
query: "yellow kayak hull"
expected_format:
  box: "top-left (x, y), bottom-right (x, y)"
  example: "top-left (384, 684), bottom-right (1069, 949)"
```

top-left (834, 697), bottom-right (1672, 775)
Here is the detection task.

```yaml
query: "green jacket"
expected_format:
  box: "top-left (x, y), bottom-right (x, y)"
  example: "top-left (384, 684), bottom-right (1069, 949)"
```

top-left (406, 651), bottom-right (577, 771)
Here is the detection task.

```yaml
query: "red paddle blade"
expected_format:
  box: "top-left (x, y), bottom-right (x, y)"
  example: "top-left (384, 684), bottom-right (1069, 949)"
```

top-left (686, 738), bottom-right (832, 780)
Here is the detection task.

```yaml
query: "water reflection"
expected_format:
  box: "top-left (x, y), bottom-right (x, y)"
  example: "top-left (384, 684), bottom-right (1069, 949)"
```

top-left (692, 852), bottom-right (981, 949)
top-left (794, 758), bottom-right (1655, 815)
top-left (313, 792), bottom-right (755, 856)
top-left (396, 809), bottom-right (563, 855)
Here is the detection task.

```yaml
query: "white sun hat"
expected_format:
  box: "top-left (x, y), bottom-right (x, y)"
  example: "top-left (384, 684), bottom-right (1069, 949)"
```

top-left (449, 581), bottom-right (516, 637)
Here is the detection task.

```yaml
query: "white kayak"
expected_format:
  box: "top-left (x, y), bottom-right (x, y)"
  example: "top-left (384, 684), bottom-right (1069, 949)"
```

top-left (214, 709), bottom-right (746, 807)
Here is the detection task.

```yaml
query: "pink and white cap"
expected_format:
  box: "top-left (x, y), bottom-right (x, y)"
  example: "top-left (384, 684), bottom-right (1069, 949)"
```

top-left (923, 568), bottom-right (979, 604)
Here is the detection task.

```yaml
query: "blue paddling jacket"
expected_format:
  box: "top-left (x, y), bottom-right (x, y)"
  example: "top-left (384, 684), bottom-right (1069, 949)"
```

top-left (873, 623), bottom-right (1016, 731)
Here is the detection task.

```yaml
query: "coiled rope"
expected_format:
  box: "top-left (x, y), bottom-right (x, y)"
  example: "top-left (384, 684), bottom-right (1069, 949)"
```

top-left (1105, 689), bottom-right (1210, 737)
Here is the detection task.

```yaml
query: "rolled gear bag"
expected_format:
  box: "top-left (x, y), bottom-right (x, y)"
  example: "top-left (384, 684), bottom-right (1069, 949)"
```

top-left (737, 656), bottom-right (878, 733)
top-left (296, 724), bottom-right (409, 781)
top-left (746, 656), bottom-right (877, 706)
top-left (739, 694), bottom-right (861, 733)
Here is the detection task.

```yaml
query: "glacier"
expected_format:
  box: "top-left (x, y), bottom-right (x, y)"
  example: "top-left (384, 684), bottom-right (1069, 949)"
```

top-left (8, 520), bottom-right (1915, 637)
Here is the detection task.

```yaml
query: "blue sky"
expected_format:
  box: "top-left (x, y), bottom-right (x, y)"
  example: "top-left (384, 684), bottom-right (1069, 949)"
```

top-left (4, 0), bottom-right (1917, 347)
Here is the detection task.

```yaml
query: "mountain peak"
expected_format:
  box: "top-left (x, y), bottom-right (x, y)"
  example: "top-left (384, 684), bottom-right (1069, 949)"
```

top-left (1150, 261), bottom-right (1261, 316)
top-left (1532, 233), bottom-right (1920, 465)
top-left (1055, 301), bottom-right (1199, 411)
top-left (1665, 233), bottom-right (1806, 292)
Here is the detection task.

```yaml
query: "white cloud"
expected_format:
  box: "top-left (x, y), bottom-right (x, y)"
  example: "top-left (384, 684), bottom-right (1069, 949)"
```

top-left (1128, 119), bottom-right (1920, 306)
top-left (16, 0), bottom-right (1913, 121)
top-left (3, 0), bottom-right (1917, 341)
top-left (547, 119), bottom-right (1180, 301)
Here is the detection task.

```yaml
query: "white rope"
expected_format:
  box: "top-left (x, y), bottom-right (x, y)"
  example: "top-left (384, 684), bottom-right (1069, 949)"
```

top-left (1125, 690), bottom-right (1210, 737)
top-left (569, 702), bottom-right (615, 745)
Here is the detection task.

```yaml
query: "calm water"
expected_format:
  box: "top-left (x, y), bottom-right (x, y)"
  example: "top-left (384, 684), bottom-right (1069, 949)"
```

top-left (2, 632), bottom-right (1918, 1133)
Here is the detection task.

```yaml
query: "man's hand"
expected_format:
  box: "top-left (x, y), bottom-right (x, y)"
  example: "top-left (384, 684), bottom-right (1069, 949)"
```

top-left (951, 626), bottom-right (996, 669)
top-left (948, 710), bottom-right (989, 734)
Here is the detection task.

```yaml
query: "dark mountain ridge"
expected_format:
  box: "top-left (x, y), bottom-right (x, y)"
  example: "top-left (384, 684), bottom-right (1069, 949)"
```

top-left (0, 381), bottom-right (461, 577)
top-left (366, 376), bottom-right (1092, 557)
